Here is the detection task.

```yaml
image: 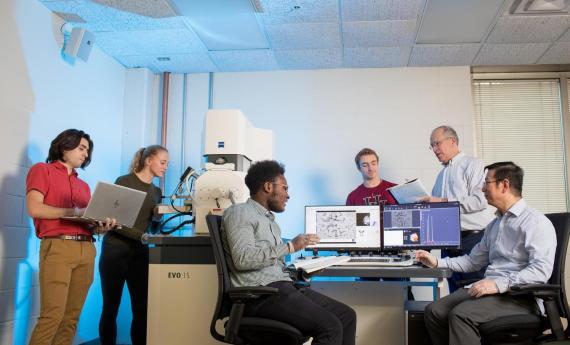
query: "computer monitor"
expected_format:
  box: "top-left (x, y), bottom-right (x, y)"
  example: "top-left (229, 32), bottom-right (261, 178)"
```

top-left (383, 201), bottom-right (461, 250)
top-left (305, 205), bottom-right (382, 251)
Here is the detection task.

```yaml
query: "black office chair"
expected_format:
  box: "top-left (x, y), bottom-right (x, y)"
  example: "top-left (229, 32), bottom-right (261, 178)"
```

top-left (479, 212), bottom-right (570, 345)
top-left (206, 214), bottom-right (310, 345)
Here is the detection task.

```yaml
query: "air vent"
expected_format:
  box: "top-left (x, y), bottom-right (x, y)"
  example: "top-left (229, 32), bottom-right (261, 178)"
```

top-left (510, 0), bottom-right (569, 15)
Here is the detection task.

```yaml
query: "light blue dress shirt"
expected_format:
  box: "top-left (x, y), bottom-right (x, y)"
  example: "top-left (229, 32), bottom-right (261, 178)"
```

top-left (432, 151), bottom-right (495, 231)
top-left (437, 198), bottom-right (557, 293)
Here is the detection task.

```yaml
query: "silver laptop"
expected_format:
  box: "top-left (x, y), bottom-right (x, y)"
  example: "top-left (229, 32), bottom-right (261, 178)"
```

top-left (61, 181), bottom-right (147, 228)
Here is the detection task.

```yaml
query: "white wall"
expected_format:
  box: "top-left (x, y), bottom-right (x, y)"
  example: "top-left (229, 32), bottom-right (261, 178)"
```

top-left (0, 0), bottom-right (127, 343)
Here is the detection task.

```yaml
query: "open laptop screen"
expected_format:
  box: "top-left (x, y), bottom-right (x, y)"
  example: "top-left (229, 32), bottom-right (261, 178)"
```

top-left (383, 201), bottom-right (461, 250)
top-left (305, 205), bottom-right (382, 251)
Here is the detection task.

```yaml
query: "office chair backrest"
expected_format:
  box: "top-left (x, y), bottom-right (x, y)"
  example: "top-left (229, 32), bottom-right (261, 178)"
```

top-left (545, 212), bottom-right (570, 320)
top-left (206, 214), bottom-right (232, 342)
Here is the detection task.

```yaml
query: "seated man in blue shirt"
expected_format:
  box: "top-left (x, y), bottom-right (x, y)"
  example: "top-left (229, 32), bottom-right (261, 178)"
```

top-left (222, 160), bottom-right (357, 345)
top-left (416, 161), bottom-right (556, 345)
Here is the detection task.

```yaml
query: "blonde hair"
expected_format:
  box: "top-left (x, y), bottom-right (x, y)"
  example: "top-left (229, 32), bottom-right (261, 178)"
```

top-left (129, 145), bottom-right (168, 173)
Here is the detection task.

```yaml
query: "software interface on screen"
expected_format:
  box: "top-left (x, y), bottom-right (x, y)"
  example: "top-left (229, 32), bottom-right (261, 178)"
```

top-left (383, 202), bottom-right (461, 250)
top-left (305, 205), bottom-right (381, 250)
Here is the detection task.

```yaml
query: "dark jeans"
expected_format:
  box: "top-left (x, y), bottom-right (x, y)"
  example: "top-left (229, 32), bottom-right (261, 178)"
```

top-left (99, 234), bottom-right (149, 345)
top-left (245, 281), bottom-right (357, 345)
top-left (442, 230), bottom-right (486, 293)
top-left (424, 288), bottom-right (539, 345)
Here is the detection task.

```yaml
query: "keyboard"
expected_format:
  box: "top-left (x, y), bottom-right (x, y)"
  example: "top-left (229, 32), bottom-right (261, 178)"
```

top-left (292, 256), bottom-right (351, 273)
top-left (340, 255), bottom-right (415, 267)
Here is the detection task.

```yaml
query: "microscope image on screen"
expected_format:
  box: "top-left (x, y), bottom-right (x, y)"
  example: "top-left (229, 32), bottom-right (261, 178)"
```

top-left (356, 213), bottom-right (371, 226)
top-left (316, 211), bottom-right (356, 240)
top-left (391, 210), bottom-right (414, 228)
top-left (403, 229), bottom-right (421, 244)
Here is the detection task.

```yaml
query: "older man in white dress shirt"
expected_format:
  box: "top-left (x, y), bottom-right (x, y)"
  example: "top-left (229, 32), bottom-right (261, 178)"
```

top-left (425, 125), bottom-right (495, 292)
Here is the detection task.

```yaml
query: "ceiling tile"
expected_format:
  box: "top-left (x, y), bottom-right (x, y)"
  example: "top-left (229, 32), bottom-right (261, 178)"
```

top-left (343, 20), bottom-right (417, 47)
top-left (152, 53), bottom-right (218, 73)
top-left (113, 55), bottom-right (159, 71)
top-left (258, 0), bottom-right (339, 25)
top-left (487, 15), bottom-right (570, 44)
top-left (265, 22), bottom-right (341, 49)
top-left (474, 43), bottom-right (550, 65)
top-left (95, 29), bottom-right (207, 56)
top-left (91, 0), bottom-right (176, 18)
top-left (409, 44), bottom-right (480, 66)
top-left (538, 42), bottom-right (570, 64)
top-left (40, 0), bottom-right (114, 31)
top-left (209, 50), bottom-right (279, 71)
top-left (344, 46), bottom-right (411, 67)
top-left (40, 0), bottom-right (186, 32)
top-left (115, 53), bottom-right (218, 73)
top-left (558, 28), bottom-right (570, 42)
top-left (417, 0), bottom-right (504, 44)
top-left (273, 48), bottom-right (342, 69)
top-left (342, 0), bottom-right (424, 21)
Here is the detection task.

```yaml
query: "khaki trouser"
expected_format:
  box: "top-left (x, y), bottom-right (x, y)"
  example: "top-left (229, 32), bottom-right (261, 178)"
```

top-left (29, 239), bottom-right (96, 345)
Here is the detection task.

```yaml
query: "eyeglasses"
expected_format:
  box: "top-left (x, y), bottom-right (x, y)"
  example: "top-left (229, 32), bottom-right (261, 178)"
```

top-left (484, 179), bottom-right (506, 185)
top-left (271, 182), bottom-right (289, 192)
top-left (429, 137), bottom-right (452, 150)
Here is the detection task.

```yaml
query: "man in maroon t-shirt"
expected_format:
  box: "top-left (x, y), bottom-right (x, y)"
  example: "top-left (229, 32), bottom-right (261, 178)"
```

top-left (346, 148), bottom-right (397, 206)
top-left (346, 148), bottom-right (414, 297)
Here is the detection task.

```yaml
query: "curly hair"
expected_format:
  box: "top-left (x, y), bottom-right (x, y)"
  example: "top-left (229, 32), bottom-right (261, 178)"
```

top-left (245, 160), bottom-right (285, 196)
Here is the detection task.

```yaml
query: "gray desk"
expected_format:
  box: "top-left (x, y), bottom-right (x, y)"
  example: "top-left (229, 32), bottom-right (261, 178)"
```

top-left (316, 265), bottom-right (452, 300)
top-left (308, 265), bottom-right (452, 345)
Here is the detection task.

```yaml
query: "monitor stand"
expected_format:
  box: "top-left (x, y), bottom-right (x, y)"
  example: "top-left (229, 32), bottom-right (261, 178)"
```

top-left (348, 250), bottom-right (383, 257)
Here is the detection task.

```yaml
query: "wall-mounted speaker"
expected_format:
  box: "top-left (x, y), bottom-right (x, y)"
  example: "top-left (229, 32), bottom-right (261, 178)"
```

top-left (64, 27), bottom-right (95, 62)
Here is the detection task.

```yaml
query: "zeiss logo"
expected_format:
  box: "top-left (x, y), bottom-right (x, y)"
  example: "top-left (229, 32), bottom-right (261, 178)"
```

top-left (218, 141), bottom-right (225, 148)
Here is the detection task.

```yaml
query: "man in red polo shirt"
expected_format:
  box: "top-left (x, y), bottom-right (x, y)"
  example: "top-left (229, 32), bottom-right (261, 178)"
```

top-left (26, 129), bottom-right (115, 345)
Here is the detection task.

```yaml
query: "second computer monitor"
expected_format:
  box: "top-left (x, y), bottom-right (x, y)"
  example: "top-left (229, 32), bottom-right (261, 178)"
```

top-left (383, 201), bottom-right (461, 250)
top-left (305, 205), bottom-right (382, 251)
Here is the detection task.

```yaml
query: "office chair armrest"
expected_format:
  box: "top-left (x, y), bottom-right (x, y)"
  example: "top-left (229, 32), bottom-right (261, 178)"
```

top-left (228, 286), bottom-right (279, 301)
top-left (507, 284), bottom-right (561, 298)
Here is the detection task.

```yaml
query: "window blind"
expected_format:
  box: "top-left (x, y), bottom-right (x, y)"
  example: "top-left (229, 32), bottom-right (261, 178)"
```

top-left (473, 79), bottom-right (567, 213)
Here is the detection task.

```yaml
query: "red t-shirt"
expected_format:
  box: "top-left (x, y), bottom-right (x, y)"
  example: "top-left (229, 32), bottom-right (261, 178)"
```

top-left (345, 180), bottom-right (397, 206)
top-left (26, 161), bottom-right (92, 238)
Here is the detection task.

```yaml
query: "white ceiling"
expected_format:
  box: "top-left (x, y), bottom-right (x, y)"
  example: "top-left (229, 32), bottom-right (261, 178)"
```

top-left (38, 0), bottom-right (570, 73)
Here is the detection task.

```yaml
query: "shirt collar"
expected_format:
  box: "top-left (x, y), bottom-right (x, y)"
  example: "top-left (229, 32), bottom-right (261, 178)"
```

top-left (52, 161), bottom-right (77, 176)
top-left (247, 198), bottom-right (275, 221)
top-left (495, 198), bottom-right (526, 218)
top-left (443, 151), bottom-right (465, 167)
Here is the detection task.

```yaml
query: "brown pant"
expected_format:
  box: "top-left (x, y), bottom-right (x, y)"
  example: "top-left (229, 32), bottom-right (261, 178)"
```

top-left (29, 239), bottom-right (96, 345)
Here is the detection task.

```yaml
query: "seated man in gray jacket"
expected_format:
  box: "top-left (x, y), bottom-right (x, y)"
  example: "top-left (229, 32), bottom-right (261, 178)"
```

top-left (222, 160), bottom-right (357, 345)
